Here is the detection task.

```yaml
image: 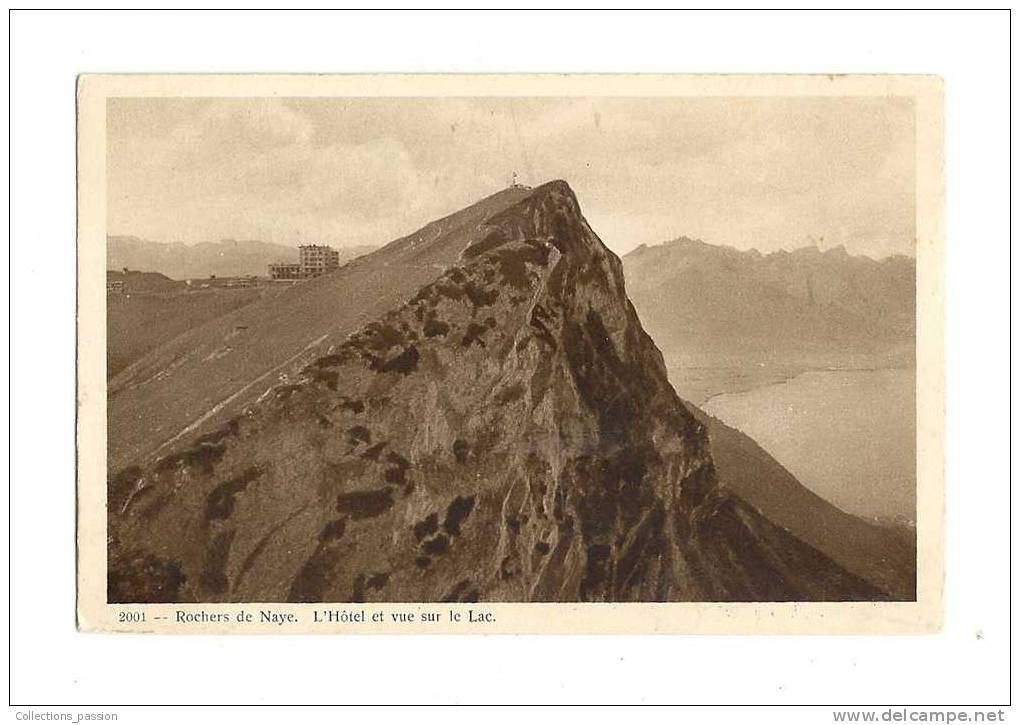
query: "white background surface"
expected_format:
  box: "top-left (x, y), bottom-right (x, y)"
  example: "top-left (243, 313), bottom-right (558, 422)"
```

top-left (5, 8), bottom-right (1012, 714)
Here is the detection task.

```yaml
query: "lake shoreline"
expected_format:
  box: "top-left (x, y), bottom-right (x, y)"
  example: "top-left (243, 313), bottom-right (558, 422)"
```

top-left (698, 366), bottom-right (917, 527)
top-left (697, 362), bottom-right (915, 408)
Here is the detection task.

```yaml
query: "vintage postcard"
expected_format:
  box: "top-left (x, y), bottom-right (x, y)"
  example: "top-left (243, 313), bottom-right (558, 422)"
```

top-left (76, 74), bottom-right (944, 633)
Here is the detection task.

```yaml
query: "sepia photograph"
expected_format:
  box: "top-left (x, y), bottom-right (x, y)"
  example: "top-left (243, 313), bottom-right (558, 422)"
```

top-left (9, 5), bottom-right (1011, 715)
top-left (74, 75), bottom-right (943, 632)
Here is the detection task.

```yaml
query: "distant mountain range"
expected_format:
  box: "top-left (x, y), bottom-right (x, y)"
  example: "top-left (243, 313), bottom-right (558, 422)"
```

top-left (622, 237), bottom-right (915, 369)
top-left (107, 236), bottom-right (377, 280)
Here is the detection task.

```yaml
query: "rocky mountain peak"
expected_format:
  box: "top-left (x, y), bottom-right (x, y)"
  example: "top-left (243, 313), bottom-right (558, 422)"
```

top-left (108, 181), bottom-right (886, 604)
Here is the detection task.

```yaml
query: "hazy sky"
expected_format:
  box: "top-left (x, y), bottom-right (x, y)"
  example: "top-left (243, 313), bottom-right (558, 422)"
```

top-left (108, 96), bottom-right (916, 258)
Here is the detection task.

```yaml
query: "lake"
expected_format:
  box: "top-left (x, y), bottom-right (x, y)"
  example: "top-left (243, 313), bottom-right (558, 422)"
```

top-left (702, 368), bottom-right (916, 524)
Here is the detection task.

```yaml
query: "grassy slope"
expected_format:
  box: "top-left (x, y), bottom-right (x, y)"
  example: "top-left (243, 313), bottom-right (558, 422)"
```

top-left (107, 187), bottom-right (532, 472)
top-left (108, 289), bottom-right (264, 379)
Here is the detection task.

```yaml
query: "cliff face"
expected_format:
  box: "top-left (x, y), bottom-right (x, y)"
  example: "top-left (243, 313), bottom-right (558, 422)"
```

top-left (109, 181), bottom-right (885, 603)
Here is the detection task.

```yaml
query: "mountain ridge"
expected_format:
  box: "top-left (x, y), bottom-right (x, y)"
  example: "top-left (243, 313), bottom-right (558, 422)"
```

top-left (108, 180), bottom-right (889, 603)
top-left (628, 235), bottom-right (915, 264)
